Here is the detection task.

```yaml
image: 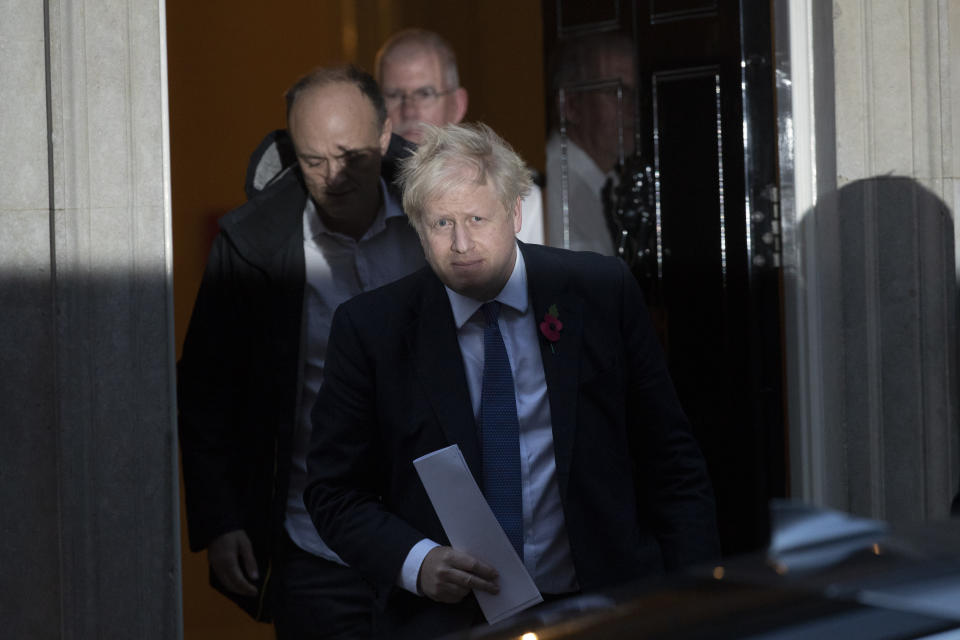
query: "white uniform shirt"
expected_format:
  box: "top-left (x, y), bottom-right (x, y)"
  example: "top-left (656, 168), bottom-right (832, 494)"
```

top-left (285, 180), bottom-right (424, 561)
top-left (545, 132), bottom-right (615, 255)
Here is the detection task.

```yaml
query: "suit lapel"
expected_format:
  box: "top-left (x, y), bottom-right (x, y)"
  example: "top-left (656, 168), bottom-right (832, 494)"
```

top-left (407, 272), bottom-right (483, 483)
top-left (522, 245), bottom-right (583, 502)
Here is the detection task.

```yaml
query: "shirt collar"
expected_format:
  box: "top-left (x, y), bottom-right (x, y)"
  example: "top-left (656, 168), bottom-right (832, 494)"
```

top-left (446, 244), bottom-right (529, 329)
top-left (548, 132), bottom-right (608, 191)
top-left (304, 178), bottom-right (401, 242)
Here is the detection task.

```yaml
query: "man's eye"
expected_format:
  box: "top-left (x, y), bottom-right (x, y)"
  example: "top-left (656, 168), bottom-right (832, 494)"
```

top-left (436, 219), bottom-right (450, 228)
top-left (471, 216), bottom-right (483, 222)
top-left (414, 87), bottom-right (438, 100)
top-left (343, 151), bottom-right (368, 165)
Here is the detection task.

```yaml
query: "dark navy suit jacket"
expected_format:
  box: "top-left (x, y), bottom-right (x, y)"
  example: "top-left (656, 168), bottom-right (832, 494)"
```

top-left (304, 242), bottom-right (719, 638)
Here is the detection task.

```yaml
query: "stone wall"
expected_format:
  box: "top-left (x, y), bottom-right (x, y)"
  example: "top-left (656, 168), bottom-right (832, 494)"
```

top-left (780, 0), bottom-right (960, 521)
top-left (0, 0), bottom-right (181, 637)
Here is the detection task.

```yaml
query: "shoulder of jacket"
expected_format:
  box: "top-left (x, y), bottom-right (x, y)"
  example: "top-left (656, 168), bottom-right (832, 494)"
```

top-left (215, 170), bottom-right (308, 264)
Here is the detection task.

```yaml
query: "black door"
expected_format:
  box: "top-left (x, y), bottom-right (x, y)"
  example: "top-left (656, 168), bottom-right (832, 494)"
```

top-left (543, 0), bottom-right (786, 555)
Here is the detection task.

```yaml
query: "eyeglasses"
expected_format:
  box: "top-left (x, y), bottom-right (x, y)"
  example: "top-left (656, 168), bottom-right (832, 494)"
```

top-left (383, 86), bottom-right (457, 109)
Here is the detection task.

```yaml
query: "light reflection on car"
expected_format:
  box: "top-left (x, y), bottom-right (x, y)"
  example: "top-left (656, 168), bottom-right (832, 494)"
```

top-left (442, 502), bottom-right (960, 640)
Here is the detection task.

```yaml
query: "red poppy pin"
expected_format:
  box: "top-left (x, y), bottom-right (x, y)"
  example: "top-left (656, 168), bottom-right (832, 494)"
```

top-left (539, 304), bottom-right (563, 353)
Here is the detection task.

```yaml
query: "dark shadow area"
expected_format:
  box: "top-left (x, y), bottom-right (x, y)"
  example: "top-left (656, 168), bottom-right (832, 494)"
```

top-left (1, 269), bottom-right (180, 638)
top-left (543, 0), bottom-right (787, 561)
top-left (799, 176), bottom-right (959, 519)
top-left (0, 273), bottom-right (59, 638)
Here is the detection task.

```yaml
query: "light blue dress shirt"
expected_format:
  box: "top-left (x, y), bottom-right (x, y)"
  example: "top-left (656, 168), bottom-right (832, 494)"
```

top-left (400, 246), bottom-right (579, 595)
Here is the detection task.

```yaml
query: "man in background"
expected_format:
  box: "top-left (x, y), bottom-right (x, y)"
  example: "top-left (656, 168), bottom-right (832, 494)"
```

top-left (178, 66), bottom-right (424, 638)
top-left (375, 28), bottom-right (546, 246)
top-left (546, 34), bottom-right (636, 255)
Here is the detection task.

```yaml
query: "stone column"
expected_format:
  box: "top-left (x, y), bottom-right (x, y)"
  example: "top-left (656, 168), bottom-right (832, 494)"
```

top-left (0, 0), bottom-right (181, 637)
top-left (779, 0), bottom-right (960, 522)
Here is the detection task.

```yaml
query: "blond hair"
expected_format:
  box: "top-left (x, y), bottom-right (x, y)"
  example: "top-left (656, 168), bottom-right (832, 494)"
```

top-left (398, 123), bottom-right (532, 231)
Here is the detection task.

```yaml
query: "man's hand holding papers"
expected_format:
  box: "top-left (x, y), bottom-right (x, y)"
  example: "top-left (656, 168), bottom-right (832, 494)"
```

top-left (418, 546), bottom-right (500, 603)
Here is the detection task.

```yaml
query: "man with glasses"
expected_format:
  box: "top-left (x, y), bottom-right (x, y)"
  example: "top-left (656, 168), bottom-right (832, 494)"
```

top-left (546, 34), bottom-right (637, 256)
top-left (375, 28), bottom-right (545, 245)
top-left (375, 29), bottom-right (468, 145)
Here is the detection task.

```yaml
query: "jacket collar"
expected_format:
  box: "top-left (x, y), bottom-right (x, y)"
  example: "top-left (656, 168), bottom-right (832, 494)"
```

top-left (521, 243), bottom-right (583, 501)
top-left (219, 133), bottom-right (416, 273)
top-left (219, 168), bottom-right (307, 274)
top-left (407, 270), bottom-right (483, 484)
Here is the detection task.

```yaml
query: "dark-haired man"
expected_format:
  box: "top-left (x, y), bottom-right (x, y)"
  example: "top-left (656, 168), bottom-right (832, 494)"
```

top-left (178, 66), bottom-right (424, 638)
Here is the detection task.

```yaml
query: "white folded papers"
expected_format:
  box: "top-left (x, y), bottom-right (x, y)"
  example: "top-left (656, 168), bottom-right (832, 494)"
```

top-left (413, 444), bottom-right (543, 624)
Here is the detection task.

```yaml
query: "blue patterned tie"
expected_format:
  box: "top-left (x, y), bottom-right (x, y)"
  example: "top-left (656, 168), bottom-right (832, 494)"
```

top-left (479, 302), bottom-right (523, 559)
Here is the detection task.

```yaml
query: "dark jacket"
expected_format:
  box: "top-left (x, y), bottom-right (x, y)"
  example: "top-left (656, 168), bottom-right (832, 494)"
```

top-left (178, 134), bottom-right (416, 620)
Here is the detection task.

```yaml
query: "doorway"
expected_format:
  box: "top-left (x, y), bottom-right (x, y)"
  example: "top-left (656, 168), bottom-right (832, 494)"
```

top-left (542, 0), bottom-right (788, 555)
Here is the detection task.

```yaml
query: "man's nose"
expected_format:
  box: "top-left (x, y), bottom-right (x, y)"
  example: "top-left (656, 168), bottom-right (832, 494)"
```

top-left (324, 157), bottom-right (348, 185)
top-left (452, 224), bottom-right (472, 253)
top-left (400, 96), bottom-right (419, 119)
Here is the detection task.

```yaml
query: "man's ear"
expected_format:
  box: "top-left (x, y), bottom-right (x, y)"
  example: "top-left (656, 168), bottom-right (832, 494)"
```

top-left (451, 87), bottom-right (469, 124)
top-left (379, 117), bottom-right (393, 155)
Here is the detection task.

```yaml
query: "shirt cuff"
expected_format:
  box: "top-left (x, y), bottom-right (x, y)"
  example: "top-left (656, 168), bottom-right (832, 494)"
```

top-left (398, 538), bottom-right (441, 595)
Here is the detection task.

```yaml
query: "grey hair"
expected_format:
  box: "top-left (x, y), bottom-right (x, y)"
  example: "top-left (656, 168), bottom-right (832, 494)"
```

top-left (375, 28), bottom-right (460, 90)
top-left (285, 65), bottom-right (386, 129)
top-left (399, 123), bottom-right (532, 231)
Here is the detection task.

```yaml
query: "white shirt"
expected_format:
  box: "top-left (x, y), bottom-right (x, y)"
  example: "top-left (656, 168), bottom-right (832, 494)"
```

top-left (545, 132), bottom-right (615, 255)
top-left (516, 185), bottom-right (545, 246)
top-left (285, 180), bottom-right (424, 561)
top-left (400, 247), bottom-right (579, 595)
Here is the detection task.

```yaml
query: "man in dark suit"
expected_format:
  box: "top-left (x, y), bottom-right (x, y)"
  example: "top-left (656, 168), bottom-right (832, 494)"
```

top-left (304, 122), bottom-right (719, 639)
